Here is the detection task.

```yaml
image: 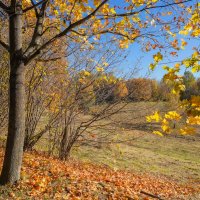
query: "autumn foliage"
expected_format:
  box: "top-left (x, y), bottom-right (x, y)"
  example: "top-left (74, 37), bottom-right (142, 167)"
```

top-left (0, 149), bottom-right (199, 199)
top-left (0, 0), bottom-right (199, 188)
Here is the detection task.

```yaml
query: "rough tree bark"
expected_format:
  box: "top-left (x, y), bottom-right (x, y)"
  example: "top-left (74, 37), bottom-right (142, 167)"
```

top-left (0, 2), bottom-right (26, 184)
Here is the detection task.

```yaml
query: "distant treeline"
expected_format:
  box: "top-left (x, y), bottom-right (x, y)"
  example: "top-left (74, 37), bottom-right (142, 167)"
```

top-left (94, 71), bottom-right (200, 104)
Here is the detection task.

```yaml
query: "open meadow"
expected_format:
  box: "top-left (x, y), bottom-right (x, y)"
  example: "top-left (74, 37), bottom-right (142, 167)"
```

top-left (30, 102), bottom-right (200, 184)
top-left (71, 102), bottom-right (200, 183)
top-left (1, 103), bottom-right (200, 199)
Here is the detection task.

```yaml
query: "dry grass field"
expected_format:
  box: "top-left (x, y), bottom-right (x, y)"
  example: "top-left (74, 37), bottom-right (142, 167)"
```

top-left (0, 102), bottom-right (200, 199)
top-left (71, 102), bottom-right (200, 184)
top-left (1, 101), bottom-right (199, 183)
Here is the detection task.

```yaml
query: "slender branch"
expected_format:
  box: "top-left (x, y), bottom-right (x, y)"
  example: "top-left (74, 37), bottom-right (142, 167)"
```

top-left (140, 190), bottom-right (164, 200)
top-left (0, 1), bottom-right (10, 13)
top-left (71, 29), bottom-right (142, 43)
top-left (24, 0), bottom-right (191, 65)
top-left (97, 0), bottom-right (192, 18)
top-left (0, 40), bottom-right (9, 51)
top-left (56, 0), bottom-right (108, 38)
top-left (24, 0), bottom-right (108, 64)
top-left (24, 0), bottom-right (48, 57)
top-left (31, 0), bottom-right (39, 16)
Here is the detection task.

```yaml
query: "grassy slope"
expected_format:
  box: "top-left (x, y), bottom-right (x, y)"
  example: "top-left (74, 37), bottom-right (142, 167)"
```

top-left (72, 102), bottom-right (200, 183)
top-left (0, 102), bottom-right (200, 199)
top-left (73, 132), bottom-right (200, 183)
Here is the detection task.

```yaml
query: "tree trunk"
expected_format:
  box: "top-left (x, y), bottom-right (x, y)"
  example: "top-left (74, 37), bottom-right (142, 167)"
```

top-left (0, 2), bottom-right (26, 185)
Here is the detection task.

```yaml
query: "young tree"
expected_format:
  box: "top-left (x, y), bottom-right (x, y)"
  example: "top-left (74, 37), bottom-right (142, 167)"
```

top-left (126, 78), bottom-right (153, 101)
top-left (23, 40), bottom-right (126, 155)
top-left (180, 71), bottom-right (198, 100)
top-left (0, 0), bottom-right (194, 184)
top-left (183, 71), bottom-right (196, 89)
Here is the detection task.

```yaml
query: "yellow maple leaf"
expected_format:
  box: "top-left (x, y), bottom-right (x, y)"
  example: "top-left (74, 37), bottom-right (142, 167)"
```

top-left (146, 111), bottom-right (161, 122)
top-left (83, 70), bottom-right (91, 76)
top-left (153, 52), bottom-right (163, 62)
top-left (96, 67), bottom-right (104, 72)
top-left (187, 116), bottom-right (200, 125)
top-left (153, 131), bottom-right (163, 136)
top-left (165, 111), bottom-right (181, 121)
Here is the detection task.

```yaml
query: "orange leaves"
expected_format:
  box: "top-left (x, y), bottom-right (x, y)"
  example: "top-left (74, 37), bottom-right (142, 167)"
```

top-left (187, 116), bottom-right (200, 125)
top-left (190, 95), bottom-right (200, 108)
top-left (180, 126), bottom-right (196, 135)
top-left (93, 0), bottom-right (99, 7)
top-left (28, 175), bottom-right (51, 195)
top-left (0, 149), bottom-right (199, 199)
top-left (119, 39), bottom-right (129, 49)
top-left (171, 39), bottom-right (179, 49)
top-left (181, 39), bottom-right (188, 49)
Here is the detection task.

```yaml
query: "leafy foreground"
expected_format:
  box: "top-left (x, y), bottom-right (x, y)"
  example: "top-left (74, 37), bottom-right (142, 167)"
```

top-left (0, 149), bottom-right (199, 200)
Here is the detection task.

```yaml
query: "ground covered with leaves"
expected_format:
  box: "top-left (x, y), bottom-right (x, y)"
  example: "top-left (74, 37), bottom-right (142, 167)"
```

top-left (0, 149), bottom-right (199, 200)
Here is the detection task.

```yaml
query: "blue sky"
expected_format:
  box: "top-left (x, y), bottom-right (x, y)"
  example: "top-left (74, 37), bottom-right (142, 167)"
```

top-left (109, 0), bottom-right (200, 80)
top-left (119, 37), bottom-right (200, 80)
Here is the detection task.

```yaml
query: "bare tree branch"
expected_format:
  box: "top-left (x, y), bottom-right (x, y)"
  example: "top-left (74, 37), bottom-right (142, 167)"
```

top-left (24, 0), bottom-right (48, 57)
top-left (24, 0), bottom-right (191, 65)
top-left (97, 0), bottom-right (192, 18)
top-left (24, 0), bottom-right (108, 64)
top-left (0, 1), bottom-right (9, 13)
top-left (0, 40), bottom-right (9, 51)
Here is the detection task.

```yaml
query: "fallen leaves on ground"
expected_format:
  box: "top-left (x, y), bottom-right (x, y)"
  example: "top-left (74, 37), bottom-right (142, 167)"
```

top-left (0, 149), bottom-right (199, 200)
